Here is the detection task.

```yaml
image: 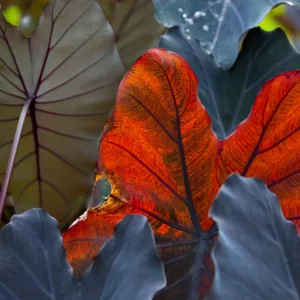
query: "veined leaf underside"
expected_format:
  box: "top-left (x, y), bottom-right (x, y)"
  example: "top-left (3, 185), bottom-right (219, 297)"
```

top-left (0, 0), bottom-right (125, 227)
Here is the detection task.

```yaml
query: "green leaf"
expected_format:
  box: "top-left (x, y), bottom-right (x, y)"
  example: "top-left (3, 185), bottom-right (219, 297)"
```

top-left (260, 3), bottom-right (287, 32)
top-left (153, 0), bottom-right (300, 69)
top-left (159, 27), bottom-right (300, 139)
top-left (0, 209), bottom-right (166, 299)
top-left (99, 0), bottom-right (165, 68)
top-left (0, 0), bottom-right (125, 229)
top-left (2, 5), bottom-right (22, 26)
top-left (208, 173), bottom-right (300, 300)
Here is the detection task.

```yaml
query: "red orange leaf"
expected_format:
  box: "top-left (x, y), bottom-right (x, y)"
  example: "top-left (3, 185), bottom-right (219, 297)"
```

top-left (63, 198), bottom-right (129, 277)
top-left (98, 48), bottom-right (219, 232)
top-left (64, 48), bottom-right (219, 298)
top-left (217, 71), bottom-right (300, 222)
top-left (63, 49), bottom-right (300, 299)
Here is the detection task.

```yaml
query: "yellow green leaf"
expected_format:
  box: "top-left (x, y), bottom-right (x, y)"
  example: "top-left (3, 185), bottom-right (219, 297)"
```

top-left (2, 5), bottom-right (22, 26)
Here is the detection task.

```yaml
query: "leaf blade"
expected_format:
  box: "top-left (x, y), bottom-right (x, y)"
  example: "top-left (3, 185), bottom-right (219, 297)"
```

top-left (208, 173), bottom-right (300, 300)
top-left (0, 208), bottom-right (166, 300)
top-left (98, 48), bottom-right (218, 232)
top-left (99, 0), bottom-right (165, 68)
top-left (153, 0), bottom-right (300, 69)
top-left (159, 27), bottom-right (300, 139)
top-left (63, 46), bottom-right (300, 299)
top-left (64, 47), bottom-right (219, 299)
top-left (218, 70), bottom-right (300, 222)
top-left (0, 0), bottom-right (125, 228)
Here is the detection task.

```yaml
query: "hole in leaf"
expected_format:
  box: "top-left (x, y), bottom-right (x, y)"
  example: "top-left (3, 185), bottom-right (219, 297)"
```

top-left (91, 178), bottom-right (111, 208)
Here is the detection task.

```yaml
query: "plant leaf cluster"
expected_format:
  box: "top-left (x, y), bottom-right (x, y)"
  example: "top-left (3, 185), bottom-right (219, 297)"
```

top-left (0, 0), bottom-right (299, 299)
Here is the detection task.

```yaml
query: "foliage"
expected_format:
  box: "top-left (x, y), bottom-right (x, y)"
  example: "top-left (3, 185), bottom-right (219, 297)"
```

top-left (260, 3), bottom-right (300, 53)
top-left (0, 0), bottom-right (164, 230)
top-left (0, 0), bottom-right (299, 299)
top-left (152, 0), bottom-right (300, 69)
top-left (0, 0), bottom-right (125, 229)
top-left (99, 0), bottom-right (165, 67)
top-left (63, 49), bottom-right (300, 299)
top-left (160, 26), bottom-right (300, 138)
top-left (208, 173), bottom-right (300, 300)
top-left (0, 209), bottom-right (166, 299)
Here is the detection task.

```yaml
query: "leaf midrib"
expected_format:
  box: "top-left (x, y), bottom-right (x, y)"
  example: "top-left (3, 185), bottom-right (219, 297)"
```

top-left (1, 0), bottom-right (95, 208)
top-left (151, 58), bottom-right (203, 236)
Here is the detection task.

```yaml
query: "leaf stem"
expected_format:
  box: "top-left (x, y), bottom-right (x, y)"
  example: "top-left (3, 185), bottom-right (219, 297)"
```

top-left (0, 98), bottom-right (33, 217)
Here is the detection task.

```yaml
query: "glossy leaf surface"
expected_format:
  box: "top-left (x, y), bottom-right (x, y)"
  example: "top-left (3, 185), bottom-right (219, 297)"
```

top-left (153, 0), bottom-right (300, 69)
top-left (99, 0), bottom-right (165, 68)
top-left (160, 27), bottom-right (300, 139)
top-left (0, 209), bottom-right (165, 300)
top-left (64, 49), bottom-right (300, 299)
top-left (208, 174), bottom-right (300, 300)
top-left (0, 0), bottom-right (125, 228)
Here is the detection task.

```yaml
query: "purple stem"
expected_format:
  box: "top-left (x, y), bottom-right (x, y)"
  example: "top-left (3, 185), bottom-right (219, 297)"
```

top-left (0, 98), bottom-right (33, 216)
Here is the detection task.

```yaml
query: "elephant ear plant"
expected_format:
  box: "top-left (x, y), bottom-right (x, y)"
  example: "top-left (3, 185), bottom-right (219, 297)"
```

top-left (0, 0), bottom-right (166, 298)
top-left (63, 44), bottom-right (300, 300)
top-left (63, 8), bottom-right (300, 300)
top-left (0, 210), bottom-right (166, 299)
top-left (0, 0), bottom-right (300, 299)
top-left (208, 173), bottom-right (300, 300)
top-left (0, 0), bottom-right (126, 229)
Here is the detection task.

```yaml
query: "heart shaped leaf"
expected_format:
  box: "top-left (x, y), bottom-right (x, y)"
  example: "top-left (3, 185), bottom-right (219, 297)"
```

top-left (0, 0), bottom-right (125, 228)
top-left (63, 49), bottom-right (300, 299)
top-left (153, 0), bottom-right (300, 69)
top-left (208, 173), bottom-right (300, 300)
top-left (159, 27), bottom-right (300, 138)
top-left (64, 48), bottom-right (219, 298)
top-left (0, 208), bottom-right (166, 299)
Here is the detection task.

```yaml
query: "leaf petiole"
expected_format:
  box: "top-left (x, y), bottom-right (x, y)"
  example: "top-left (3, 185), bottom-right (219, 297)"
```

top-left (0, 98), bottom-right (33, 217)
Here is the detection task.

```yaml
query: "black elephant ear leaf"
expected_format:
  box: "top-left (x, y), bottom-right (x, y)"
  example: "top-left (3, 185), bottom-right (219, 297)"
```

top-left (159, 27), bottom-right (300, 138)
top-left (0, 0), bottom-right (125, 229)
top-left (153, 0), bottom-right (300, 69)
top-left (0, 209), bottom-right (165, 300)
top-left (86, 213), bottom-right (166, 300)
top-left (207, 173), bottom-right (300, 300)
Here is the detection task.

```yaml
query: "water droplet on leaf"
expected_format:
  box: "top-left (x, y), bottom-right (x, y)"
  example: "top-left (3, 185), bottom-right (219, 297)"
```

top-left (194, 11), bottom-right (206, 18)
top-left (185, 18), bottom-right (193, 25)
